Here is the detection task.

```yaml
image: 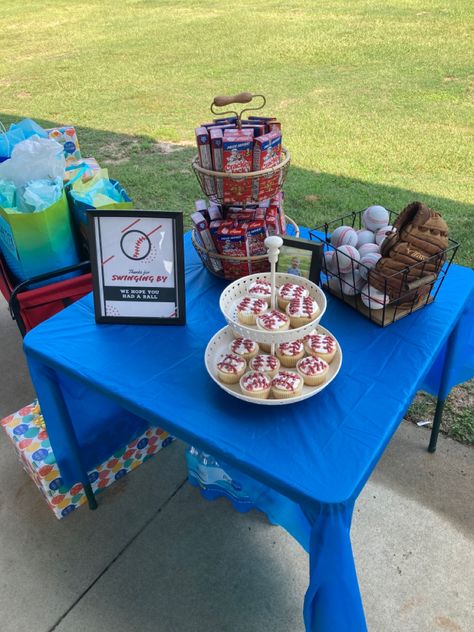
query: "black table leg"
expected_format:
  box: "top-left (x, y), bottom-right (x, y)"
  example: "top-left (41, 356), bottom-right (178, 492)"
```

top-left (428, 398), bottom-right (446, 453)
top-left (426, 321), bottom-right (459, 454)
top-left (84, 481), bottom-right (98, 510)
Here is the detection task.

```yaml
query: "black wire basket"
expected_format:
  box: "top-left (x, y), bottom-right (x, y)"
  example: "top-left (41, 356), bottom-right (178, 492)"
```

top-left (310, 209), bottom-right (459, 326)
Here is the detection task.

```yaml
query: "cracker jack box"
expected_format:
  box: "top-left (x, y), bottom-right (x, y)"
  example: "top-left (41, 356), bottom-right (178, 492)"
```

top-left (210, 128), bottom-right (224, 200)
top-left (191, 211), bottom-right (223, 273)
top-left (195, 127), bottom-right (215, 196)
top-left (47, 126), bottom-right (81, 164)
top-left (1, 401), bottom-right (174, 520)
top-left (222, 131), bottom-right (253, 204)
top-left (247, 220), bottom-right (270, 274)
top-left (252, 130), bottom-right (282, 201)
top-left (216, 225), bottom-right (250, 279)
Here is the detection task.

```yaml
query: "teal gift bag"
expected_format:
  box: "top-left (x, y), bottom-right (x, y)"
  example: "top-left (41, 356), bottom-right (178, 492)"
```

top-left (0, 190), bottom-right (80, 282)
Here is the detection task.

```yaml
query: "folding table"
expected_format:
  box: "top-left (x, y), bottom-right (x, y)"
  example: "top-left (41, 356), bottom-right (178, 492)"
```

top-left (23, 231), bottom-right (474, 631)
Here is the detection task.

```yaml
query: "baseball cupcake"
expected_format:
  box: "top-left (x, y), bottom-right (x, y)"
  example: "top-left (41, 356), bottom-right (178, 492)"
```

top-left (277, 283), bottom-right (308, 310)
top-left (239, 371), bottom-right (272, 400)
top-left (236, 296), bottom-right (268, 325)
top-left (216, 353), bottom-right (246, 384)
top-left (229, 338), bottom-right (259, 361)
top-left (286, 296), bottom-right (320, 328)
top-left (249, 354), bottom-right (280, 378)
top-left (275, 340), bottom-right (305, 367)
top-left (257, 309), bottom-right (290, 333)
top-left (296, 355), bottom-right (329, 386)
top-left (304, 333), bottom-right (337, 364)
top-left (271, 371), bottom-right (304, 399)
top-left (247, 279), bottom-right (272, 304)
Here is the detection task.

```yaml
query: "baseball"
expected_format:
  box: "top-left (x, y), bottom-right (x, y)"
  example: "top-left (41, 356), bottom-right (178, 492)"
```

top-left (362, 205), bottom-right (390, 232)
top-left (358, 242), bottom-right (380, 258)
top-left (323, 250), bottom-right (337, 276)
top-left (359, 252), bottom-right (382, 280)
top-left (356, 229), bottom-right (375, 248)
top-left (330, 225), bottom-right (358, 248)
top-left (120, 230), bottom-right (151, 260)
top-left (375, 225), bottom-right (394, 246)
top-left (340, 269), bottom-right (365, 295)
top-left (334, 245), bottom-right (360, 274)
top-left (360, 283), bottom-right (388, 310)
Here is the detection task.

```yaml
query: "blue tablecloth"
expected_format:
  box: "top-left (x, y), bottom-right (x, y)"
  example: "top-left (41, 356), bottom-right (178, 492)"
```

top-left (23, 230), bottom-right (474, 631)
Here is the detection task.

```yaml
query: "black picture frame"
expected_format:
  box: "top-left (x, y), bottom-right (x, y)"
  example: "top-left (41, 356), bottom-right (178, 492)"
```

top-left (88, 210), bottom-right (186, 325)
top-left (276, 236), bottom-right (323, 285)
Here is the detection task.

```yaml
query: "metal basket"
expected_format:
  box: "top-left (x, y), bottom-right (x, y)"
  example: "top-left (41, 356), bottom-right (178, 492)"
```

top-left (192, 215), bottom-right (299, 281)
top-left (310, 209), bottom-right (459, 326)
top-left (192, 145), bottom-right (291, 205)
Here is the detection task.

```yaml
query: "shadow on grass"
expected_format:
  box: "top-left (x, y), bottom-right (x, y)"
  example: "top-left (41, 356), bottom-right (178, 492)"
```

top-left (1, 113), bottom-right (472, 266)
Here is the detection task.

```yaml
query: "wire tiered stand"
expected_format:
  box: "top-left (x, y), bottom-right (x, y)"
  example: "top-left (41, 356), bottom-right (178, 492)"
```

top-left (191, 93), bottom-right (297, 280)
top-left (205, 236), bottom-right (343, 405)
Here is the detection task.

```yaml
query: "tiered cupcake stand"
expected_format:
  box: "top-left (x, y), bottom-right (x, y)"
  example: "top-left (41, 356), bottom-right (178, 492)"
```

top-left (205, 236), bottom-right (343, 405)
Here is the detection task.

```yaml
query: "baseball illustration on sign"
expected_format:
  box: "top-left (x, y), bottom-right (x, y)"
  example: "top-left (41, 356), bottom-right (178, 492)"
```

top-left (89, 210), bottom-right (186, 324)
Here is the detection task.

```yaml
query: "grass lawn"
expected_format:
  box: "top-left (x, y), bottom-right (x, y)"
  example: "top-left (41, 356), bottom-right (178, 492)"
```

top-left (0, 0), bottom-right (472, 440)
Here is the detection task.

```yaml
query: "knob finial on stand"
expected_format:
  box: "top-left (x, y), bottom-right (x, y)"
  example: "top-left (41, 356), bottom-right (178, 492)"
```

top-left (264, 235), bottom-right (283, 312)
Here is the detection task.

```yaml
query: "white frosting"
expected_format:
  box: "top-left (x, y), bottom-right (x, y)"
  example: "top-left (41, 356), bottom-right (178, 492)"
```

top-left (272, 371), bottom-right (302, 392)
top-left (241, 371), bottom-right (271, 392)
top-left (217, 353), bottom-right (246, 374)
top-left (286, 297), bottom-right (319, 318)
top-left (248, 280), bottom-right (272, 299)
top-left (250, 354), bottom-right (279, 373)
top-left (297, 356), bottom-right (328, 375)
top-left (278, 283), bottom-right (308, 301)
top-left (257, 310), bottom-right (289, 331)
top-left (304, 334), bottom-right (336, 355)
top-left (230, 338), bottom-right (258, 355)
top-left (277, 340), bottom-right (304, 356)
top-left (236, 296), bottom-right (268, 315)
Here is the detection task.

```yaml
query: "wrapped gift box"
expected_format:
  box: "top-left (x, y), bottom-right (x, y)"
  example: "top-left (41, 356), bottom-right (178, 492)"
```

top-left (1, 401), bottom-right (174, 519)
top-left (47, 126), bottom-right (81, 164)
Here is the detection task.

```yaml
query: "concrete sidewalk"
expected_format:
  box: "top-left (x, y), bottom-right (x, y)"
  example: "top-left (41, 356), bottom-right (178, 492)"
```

top-left (0, 300), bottom-right (472, 632)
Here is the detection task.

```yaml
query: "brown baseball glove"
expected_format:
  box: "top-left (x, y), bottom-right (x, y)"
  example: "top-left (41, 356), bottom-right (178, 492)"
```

top-left (369, 201), bottom-right (448, 307)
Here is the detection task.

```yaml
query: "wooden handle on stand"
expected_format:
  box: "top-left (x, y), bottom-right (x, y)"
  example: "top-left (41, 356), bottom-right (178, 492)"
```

top-left (213, 93), bottom-right (254, 107)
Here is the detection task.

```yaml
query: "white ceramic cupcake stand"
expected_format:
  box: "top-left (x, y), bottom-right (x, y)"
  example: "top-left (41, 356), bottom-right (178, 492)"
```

top-left (205, 236), bottom-right (343, 405)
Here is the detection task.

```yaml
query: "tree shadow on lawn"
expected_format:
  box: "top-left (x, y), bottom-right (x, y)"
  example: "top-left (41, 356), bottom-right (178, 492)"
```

top-left (1, 113), bottom-right (472, 267)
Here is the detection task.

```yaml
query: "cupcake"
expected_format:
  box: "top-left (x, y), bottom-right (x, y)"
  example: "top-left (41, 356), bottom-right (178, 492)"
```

top-left (296, 355), bottom-right (329, 386)
top-left (216, 353), bottom-right (246, 384)
top-left (256, 309), bottom-right (290, 333)
top-left (249, 354), bottom-right (280, 378)
top-left (229, 337), bottom-right (259, 361)
top-left (271, 371), bottom-right (304, 399)
top-left (275, 340), bottom-right (305, 367)
top-left (277, 282), bottom-right (308, 310)
top-left (236, 296), bottom-right (268, 325)
top-left (247, 279), bottom-right (273, 304)
top-left (239, 371), bottom-right (271, 400)
top-left (304, 334), bottom-right (337, 364)
top-left (286, 296), bottom-right (320, 328)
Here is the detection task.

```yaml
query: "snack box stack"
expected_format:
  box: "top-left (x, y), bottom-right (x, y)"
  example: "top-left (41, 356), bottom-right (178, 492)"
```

top-left (1, 401), bottom-right (174, 519)
top-left (191, 193), bottom-right (287, 279)
top-left (195, 116), bottom-right (283, 203)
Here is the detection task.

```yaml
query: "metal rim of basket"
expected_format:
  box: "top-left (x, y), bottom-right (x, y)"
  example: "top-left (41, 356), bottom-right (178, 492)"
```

top-left (192, 146), bottom-right (291, 179)
top-left (191, 215), bottom-right (299, 262)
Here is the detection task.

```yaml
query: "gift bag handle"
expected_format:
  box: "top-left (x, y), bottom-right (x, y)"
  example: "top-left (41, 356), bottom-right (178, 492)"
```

top-left (0, 121), bottom-right (11, 159)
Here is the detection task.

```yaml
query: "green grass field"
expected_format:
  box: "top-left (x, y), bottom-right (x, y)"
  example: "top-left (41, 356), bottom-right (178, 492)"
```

top-left (1, 0), bottom-right (472, 263)
top-left (1, 1), bottom-right (472, 442)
